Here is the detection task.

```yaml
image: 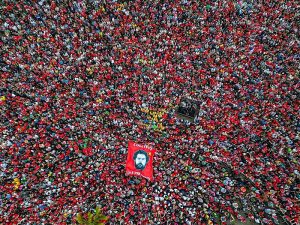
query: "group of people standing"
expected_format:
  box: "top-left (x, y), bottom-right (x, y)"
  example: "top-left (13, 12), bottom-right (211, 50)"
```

top-left (1, 0), bottom-right (299, 224)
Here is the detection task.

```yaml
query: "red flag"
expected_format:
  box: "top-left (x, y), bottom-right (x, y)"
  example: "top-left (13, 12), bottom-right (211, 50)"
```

top-left (126, 141), bottom-right (156, 181)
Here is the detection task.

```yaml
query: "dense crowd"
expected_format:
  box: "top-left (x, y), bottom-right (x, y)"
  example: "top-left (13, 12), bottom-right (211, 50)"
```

top-left (1, 0), bottom-right (299, 224)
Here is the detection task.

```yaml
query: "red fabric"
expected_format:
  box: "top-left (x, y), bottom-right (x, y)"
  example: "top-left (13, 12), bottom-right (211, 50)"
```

top-left (126, 141), bottom-right (156, 181)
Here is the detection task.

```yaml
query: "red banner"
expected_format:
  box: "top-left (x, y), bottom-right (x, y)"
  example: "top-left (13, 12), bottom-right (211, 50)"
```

top-left (126, 141), bottom-right (156, 181)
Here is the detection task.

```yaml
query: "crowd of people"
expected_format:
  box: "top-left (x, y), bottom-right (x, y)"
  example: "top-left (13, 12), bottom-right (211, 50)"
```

top-left (1, 0), bottom-right (299, 224)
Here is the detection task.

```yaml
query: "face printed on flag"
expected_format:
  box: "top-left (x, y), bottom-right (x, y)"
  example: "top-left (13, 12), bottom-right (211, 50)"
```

top-left (126, 141), bottom-right (156, 181)
top-left (133, 150), bottom-right (149, 170)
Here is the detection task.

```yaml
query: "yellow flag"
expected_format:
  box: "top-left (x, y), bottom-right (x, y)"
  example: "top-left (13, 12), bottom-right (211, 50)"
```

top-left (13, 178), bottom-right (20, 183)
top-left (0, 96), bottom-right (6, 101)
top-left (13, 178), bottom-right (20, 190)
